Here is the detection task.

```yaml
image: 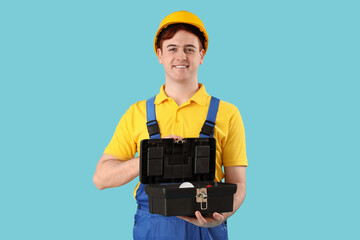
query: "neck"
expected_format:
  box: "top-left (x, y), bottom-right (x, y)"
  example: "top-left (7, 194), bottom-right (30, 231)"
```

top-left (164, 80), bottom-right (199, 106)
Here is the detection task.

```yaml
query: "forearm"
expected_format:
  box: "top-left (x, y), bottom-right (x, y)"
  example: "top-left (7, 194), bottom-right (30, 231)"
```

top-left (222, 166), bottom-right (247, 220)
top-left (93, 156), bottom-right (139, 190)
top-left (222, 182), bottom-right (246, 220)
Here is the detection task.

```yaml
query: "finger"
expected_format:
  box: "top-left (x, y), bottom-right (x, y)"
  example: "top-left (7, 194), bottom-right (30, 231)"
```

top-left (213, 212), bottom-right (224, 222)
top-left (164, 135), bottom-right (183, 140)
top-left (195, 211), bottom-right (207, 225)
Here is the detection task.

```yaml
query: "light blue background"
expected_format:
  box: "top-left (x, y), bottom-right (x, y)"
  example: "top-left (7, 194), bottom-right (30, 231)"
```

top-left (1, 0), bottom-right (359, 239)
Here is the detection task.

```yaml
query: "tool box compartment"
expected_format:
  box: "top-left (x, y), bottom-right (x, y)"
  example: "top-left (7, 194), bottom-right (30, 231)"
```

top-left (140, 138), bottom-right (237, 216)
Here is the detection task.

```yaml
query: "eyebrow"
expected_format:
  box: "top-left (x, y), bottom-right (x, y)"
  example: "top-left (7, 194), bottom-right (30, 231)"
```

top-left (166, 44), bottom-right (197, 48)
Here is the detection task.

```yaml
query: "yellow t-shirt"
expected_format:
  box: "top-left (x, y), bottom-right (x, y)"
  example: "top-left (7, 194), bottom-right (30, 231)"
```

top-left (104, 83), bottom-right (248, 198)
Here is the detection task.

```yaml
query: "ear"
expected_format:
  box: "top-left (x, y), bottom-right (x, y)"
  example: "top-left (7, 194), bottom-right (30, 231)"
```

top-left (199, 49), bottom-right (205, 65)
top-left (157, 48), bottom-right (163, 64)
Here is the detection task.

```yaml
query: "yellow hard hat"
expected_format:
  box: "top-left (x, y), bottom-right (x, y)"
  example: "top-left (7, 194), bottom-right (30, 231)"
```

top-left (154, 10), bottom-right (209, 57)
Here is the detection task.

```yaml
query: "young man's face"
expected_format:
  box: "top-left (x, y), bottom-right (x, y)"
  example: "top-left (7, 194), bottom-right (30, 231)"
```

top-left (157, 30), bottom-right (204, 83)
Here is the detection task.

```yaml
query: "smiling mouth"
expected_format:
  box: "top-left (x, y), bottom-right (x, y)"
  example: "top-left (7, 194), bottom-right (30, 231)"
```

top-left (173, 65), bottom-right (189, 69)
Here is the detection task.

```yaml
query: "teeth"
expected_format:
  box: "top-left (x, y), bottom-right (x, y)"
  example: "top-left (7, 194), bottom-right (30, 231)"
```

top-left (175, 66), bottom-right (187, 69)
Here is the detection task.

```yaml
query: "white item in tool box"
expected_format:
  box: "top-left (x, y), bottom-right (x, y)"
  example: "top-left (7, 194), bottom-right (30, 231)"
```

top-left (179, 182), bottom-right (195, 188)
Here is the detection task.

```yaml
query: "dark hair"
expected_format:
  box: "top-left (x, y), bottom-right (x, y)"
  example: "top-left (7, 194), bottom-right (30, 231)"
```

top-left (156, 23), bottom-right (206, 51)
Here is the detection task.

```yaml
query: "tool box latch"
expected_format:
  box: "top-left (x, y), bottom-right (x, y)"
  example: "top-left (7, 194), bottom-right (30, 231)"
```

top-left (196, 188), bottom-right (208, 210)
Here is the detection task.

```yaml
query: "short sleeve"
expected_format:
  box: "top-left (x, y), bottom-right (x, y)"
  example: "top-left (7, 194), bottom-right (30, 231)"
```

top-left (104, 106), bottom-right (137, 160)
top-left (222, 108), bottom-right (248, 167)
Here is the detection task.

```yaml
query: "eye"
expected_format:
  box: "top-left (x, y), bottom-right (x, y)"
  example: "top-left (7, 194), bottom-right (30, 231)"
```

top-left (168, 48), bottom-right (176, 52)
top-left (185, 48), bottom-right (195, 53)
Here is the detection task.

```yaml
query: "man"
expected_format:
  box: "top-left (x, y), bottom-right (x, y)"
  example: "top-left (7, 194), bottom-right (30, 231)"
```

top-left (93, 10), bottom-right (248, 240)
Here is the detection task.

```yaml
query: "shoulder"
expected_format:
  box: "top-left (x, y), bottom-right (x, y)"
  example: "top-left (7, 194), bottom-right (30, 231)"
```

top-left (214, 98), bottom-right (245, 129)
top-left (130, 99), bottom-right (147, 111)
top-left (125, 98), bottom-right (149, 115)
top-left (117, 99), bottom-right (148, 125)
top-left (218, 99), bottom-right (241, 117)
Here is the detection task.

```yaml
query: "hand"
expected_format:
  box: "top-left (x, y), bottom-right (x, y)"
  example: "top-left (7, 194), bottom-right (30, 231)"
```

top-left (163, 135), bottom-right (184, 141)
top-left (177, 211), bottom-right (229, 228)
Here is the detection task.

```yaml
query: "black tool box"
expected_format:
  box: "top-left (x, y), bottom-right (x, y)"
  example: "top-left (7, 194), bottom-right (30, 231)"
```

top-left (140, 138), bottom-right (237, 217)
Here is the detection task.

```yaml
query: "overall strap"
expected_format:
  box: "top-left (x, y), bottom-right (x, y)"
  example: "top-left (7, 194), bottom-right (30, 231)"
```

top-left (200, 97), bottom-right (220, 138)
top-left (146, 96), bottom-right (161, 139)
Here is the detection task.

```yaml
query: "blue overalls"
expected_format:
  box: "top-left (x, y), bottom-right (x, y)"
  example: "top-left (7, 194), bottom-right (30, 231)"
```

top-left (133, 96), bottom-right (229, 240)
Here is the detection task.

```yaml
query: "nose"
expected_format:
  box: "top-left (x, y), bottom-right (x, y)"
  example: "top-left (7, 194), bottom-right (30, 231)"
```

top-left (176, 49), bottom-right (187, 61)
